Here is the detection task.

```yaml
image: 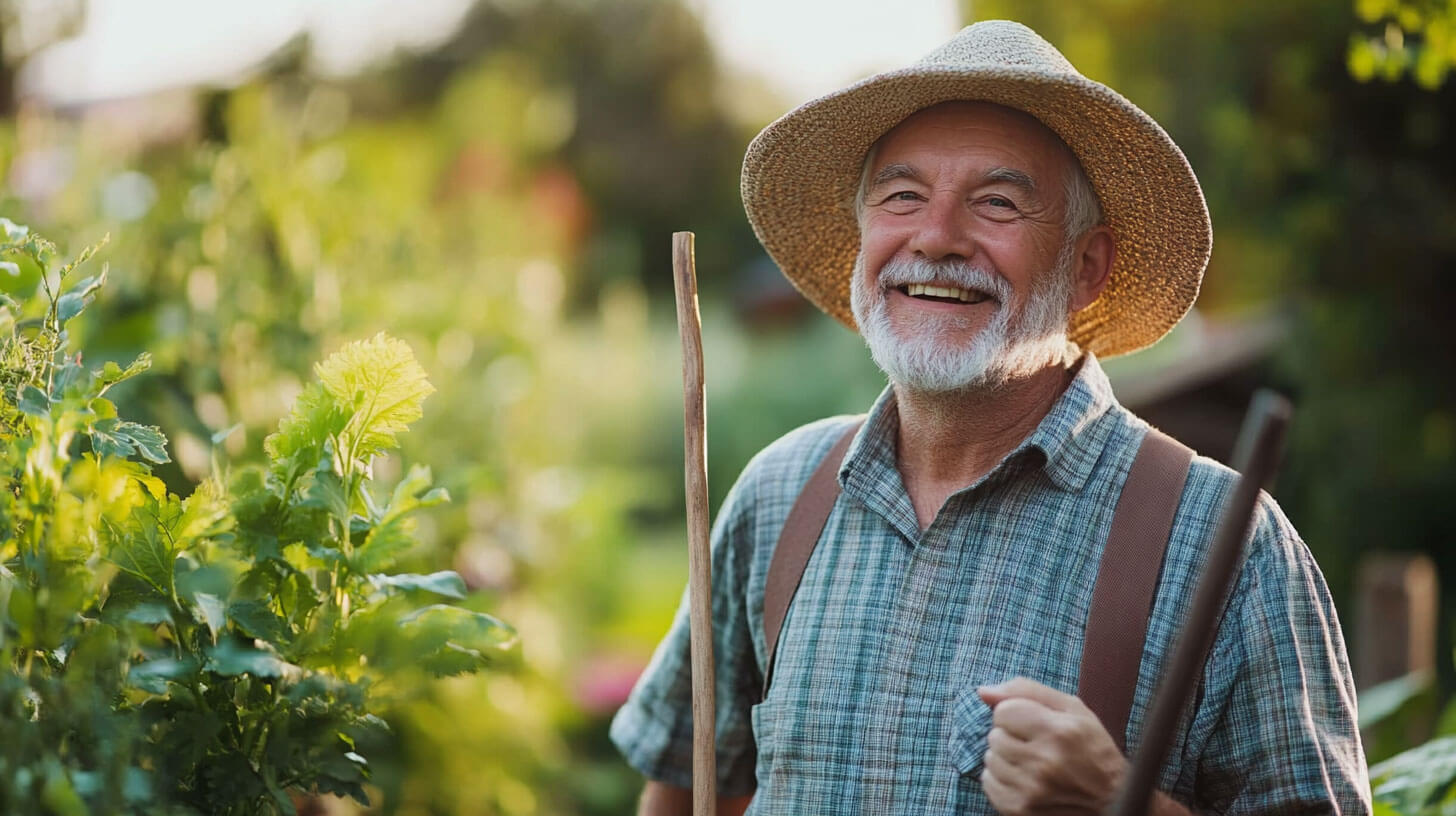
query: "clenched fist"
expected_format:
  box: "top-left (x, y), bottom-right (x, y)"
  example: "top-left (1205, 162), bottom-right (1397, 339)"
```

top-left (976, 677), bottom-right (1128, 816)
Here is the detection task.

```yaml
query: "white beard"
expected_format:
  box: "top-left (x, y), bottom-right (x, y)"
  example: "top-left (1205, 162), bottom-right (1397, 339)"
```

top-left (849, 244), bottom-right (1078, 394)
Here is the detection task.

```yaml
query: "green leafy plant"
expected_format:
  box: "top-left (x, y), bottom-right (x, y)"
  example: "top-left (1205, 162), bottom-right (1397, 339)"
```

top-left (1360, 664), bottom-right (1456, 815)
top-left (0, 223), bottom-right (516, 814)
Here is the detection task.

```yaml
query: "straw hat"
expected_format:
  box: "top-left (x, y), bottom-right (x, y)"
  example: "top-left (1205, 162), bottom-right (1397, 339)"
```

top-left (741, 20), bottom-right (1211, 358)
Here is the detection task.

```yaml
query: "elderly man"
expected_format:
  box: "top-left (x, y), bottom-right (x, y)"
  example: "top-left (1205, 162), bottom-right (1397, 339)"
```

top-left (611, 20), bottom-right (1369, 816)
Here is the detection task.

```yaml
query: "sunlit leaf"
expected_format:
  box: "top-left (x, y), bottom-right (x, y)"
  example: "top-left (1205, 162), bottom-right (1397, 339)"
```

top-left (316, 333), bottom-right (434, 459)
top-left (0, 217), bottom-right (29, 242)
top-left (90, 418), bottom-right (171, 464)
top-left (351, 515), bottom-right (414, 574)
top-left (399, 604), bottom-right (517, 676)
top-left (107, 517), bottom-right (174, 596)
top-left (265, 381), bottom-right (346, 483)
top-left (1370, 735), bottom-right (1456, 814)
top-left (56, 292), bottom-right (89, 323)
top-left (192, 592), bottom-right (226, 641)
top-left (171, 480), bottom-right (231, 544)
top-left (368, 571), bottom-right (467, 599)
top-left (128, 657), bottom-right (199, 694)
top-left (96, 354), bottom-right (152, 390)
top-left (206, 638), bottom-right (300, 678)
top-left (19, 385), bottom-right (49, 417)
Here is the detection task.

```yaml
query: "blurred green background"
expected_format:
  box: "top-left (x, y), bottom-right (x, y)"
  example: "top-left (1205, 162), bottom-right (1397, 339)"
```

top-left (1, 0), bottom-right (1453, 811)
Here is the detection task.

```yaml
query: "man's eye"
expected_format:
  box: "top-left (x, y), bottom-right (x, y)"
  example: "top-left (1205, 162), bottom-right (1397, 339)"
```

top-left (884, 191), bottom-right (921, 203)
top-left (986, 196), bottom-right (1015, 209)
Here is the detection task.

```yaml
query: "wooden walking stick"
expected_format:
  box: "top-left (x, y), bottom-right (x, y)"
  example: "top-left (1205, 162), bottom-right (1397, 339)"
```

top-left (1107, 390), bottom-right (1292, 816)
top-left (671, 231), bottom-right (717, 815)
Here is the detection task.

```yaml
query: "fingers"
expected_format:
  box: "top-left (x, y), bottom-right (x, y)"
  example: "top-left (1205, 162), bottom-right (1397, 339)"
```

top-left (977, 676), bottom-right (1082, 712)
top-left (986, 725), bottom-right (1035, 765)
top-left (980, 765), bottom-right (1025, 816)
top-left (989, 696), bottom-right (1062, 741)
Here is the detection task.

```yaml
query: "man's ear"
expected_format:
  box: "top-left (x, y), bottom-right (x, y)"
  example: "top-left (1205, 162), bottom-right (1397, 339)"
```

top-left (1069, 225), bottom-right (1115, 313)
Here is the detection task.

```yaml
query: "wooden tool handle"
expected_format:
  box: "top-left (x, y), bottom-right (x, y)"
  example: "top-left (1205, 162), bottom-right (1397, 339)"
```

top-left (672, 231), bottom-right (717, 815)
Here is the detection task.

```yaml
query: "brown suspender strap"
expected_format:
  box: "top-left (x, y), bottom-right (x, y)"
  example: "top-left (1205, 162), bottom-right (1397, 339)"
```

top-left (760, 422), bottom-right (1194, 752)
top-left (1078, 427), bottom-right (1194, 752)
top-left (760, 422), bottom-right (861, 698)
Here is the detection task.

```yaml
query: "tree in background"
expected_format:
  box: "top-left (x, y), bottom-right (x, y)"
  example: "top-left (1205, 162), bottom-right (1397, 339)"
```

top-left (0, 0), bottom-right (771, 811)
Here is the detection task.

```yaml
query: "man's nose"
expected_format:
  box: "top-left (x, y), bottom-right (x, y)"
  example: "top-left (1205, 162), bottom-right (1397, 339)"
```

top-left (908, 194), bottom-right (977, 262)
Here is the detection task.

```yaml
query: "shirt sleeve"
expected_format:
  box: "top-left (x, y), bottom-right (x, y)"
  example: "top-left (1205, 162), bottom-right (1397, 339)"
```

top-left (609, 464), bottom-right (765, 796)
top-left (1187, 500), bottom-right (1372, 816)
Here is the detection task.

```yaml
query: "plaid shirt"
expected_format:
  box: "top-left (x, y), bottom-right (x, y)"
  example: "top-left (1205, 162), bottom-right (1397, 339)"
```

top-left (611, 355), bottom-right (1370, 815)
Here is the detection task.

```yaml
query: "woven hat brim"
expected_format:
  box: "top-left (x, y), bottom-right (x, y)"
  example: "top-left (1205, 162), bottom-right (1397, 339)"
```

top-left (741, 66), bottom-right (1212, 358)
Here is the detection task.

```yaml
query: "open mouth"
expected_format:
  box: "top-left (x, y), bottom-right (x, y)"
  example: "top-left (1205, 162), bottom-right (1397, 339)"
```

top-left (896, 283), bottom-right (992, 305)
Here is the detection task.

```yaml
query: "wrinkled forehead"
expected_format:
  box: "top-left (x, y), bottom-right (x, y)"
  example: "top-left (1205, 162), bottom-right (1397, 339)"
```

top-left (868, 100), bottom-right (1082, 184)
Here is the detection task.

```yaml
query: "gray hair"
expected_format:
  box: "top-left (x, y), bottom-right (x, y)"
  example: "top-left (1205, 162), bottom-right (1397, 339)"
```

top-left (853, 138), bottom-right (1103, 242)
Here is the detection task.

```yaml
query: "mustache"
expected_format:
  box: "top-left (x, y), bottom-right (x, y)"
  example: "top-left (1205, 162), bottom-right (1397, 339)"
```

top-left (875, 256), bottom-right (1012, 302)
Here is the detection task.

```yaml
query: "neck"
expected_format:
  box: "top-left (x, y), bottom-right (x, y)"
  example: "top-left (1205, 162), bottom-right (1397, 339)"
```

top-left (894, 358), bottom-right (1080, 526)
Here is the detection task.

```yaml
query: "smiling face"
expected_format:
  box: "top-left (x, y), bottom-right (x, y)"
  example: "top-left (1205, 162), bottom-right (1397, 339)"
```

top-left (849, 101), bottom-right (1110, 393)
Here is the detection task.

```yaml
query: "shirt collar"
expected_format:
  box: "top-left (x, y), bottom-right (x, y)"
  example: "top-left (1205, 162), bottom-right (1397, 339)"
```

top-left (842, 353), bottom-right (1119, 501)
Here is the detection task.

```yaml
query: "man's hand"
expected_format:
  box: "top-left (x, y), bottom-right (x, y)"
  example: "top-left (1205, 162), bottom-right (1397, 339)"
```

top-left (976, 677), bottom-right (1128, 815)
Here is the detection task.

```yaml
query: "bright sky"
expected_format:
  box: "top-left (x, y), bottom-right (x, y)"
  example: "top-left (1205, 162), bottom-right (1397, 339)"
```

top-left (20, 0), bottom-right (962, 107)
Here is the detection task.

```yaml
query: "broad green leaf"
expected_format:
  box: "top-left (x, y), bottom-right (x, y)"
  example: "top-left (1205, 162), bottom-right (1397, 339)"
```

top-left (303, 469), bottom-right (352, 521)
top-left (51, 359), bottom-right (84, 397)
top-left (206, 638), bottom-right (300, 678)
top-left (191, 592), bottom-right (226, 641)
top-left (56, 291), bottom-right (89, 323)
top-left (351, 515), bottom-right (414, 574)
top-left (265, 381), bottom-right (345, 481)
top-left (1358, 670), bottom-right (1432, 729)
top-left (349, 466), bottom-right (449, 572)
top-left (368, 570), bottom-right (467, 599)
top-left (119, 421), bottom-right (169, 464)
top-left (19, 385), bottom-right (49, 416)
top-left (384, 465), bottom-right (447, 520)
top-left (400, 604), bottom-right (517, 676)
top-left (67, 272), bottom-right (105, 300)
top-left (227, 599), bottom-right (288, 643)
top-left (96, 353), bottom-right (152, 390)
top-left (171, 480), bottom-right (231, 544)
top-left (90, 418), bottom-right (171, 464)
top-left (123, 602), bottom-right (172, 625)
top-left (0, 217), bottom-right (29, 241)
top-left (1437, 695), bottom-right (1456, 737)
top-left (314, 750), bottom-right (371, 804)
top-left (1371, 735), bottom-right (1456, 814)
top-left (128, 657), bottom-right (198, 694)
top-left (316, 333), bottom-right (434, 459)
top-left (107, 516), bottom-right (174, 596)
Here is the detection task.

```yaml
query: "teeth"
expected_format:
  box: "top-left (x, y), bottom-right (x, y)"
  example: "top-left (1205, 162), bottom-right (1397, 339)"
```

top-left (906, 283), bottom-right (982, 303)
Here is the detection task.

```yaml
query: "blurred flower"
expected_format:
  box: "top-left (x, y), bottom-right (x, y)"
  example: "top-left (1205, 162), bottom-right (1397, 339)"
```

top-left (572, 653), bottom-right (646, 715)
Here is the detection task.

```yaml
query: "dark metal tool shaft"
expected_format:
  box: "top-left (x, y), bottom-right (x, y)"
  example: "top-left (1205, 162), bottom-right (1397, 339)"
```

top-left (1107, 390), bottom-right (1293, 816)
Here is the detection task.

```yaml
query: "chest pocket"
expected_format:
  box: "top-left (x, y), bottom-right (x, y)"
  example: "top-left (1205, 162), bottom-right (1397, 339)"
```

top-left (947, 685), bottom-right (994, 776)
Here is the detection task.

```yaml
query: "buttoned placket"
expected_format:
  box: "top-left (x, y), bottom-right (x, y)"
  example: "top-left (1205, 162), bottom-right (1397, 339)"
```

top-left (844, 446), bottom-right (1038, 814)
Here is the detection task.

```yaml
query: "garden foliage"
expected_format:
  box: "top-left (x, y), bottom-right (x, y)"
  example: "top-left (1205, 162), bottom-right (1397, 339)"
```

top-left (0, 224), bottom-right (515, 814)
top-left (1360, 668), bottom-right (1456, 816)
